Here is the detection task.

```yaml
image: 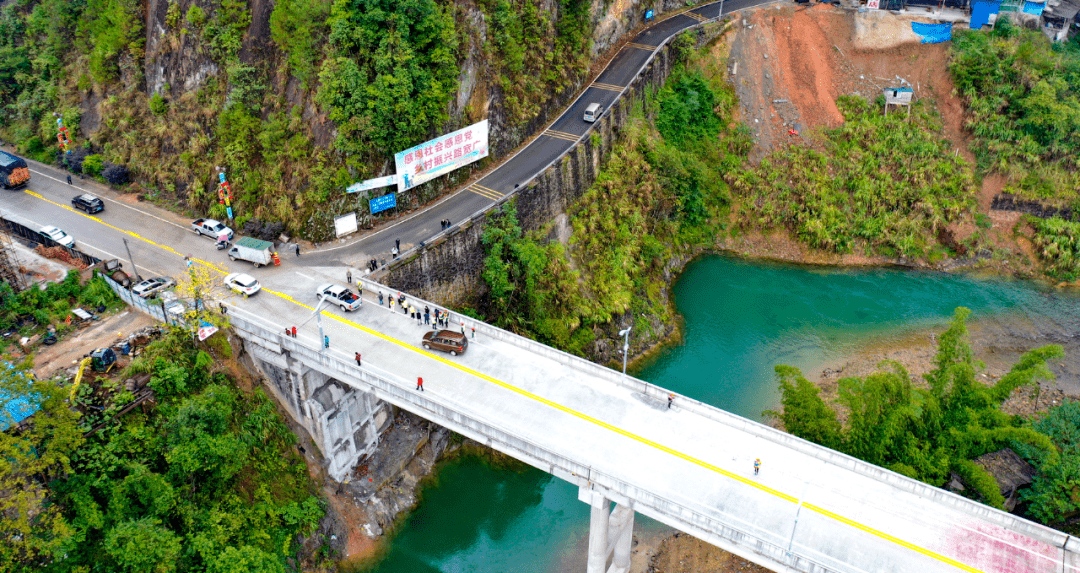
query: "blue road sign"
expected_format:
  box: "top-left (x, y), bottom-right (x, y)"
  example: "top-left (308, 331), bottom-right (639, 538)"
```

top-left (645, 9), bottom-right (654, 19)
top-left (370, 193), bottom-right (397, 215)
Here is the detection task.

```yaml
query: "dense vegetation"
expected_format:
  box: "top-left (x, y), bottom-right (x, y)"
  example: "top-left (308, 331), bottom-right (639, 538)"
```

top-left (731, 95), bottom-right (977, 258)
top-left (770, 308), bottom-right (1073, 524)
top-left (1030, 216), bottom-right (1080, 281)
top-left (1, 327), bottom-right (325, 571)
top-left (950, 22), bottom-right (1080, 204)
top-left (0, 0), bottom-right (594, 238)
top-left (0, 271), bottom-right (122, 352)
top-left (479, 39), bottom-right (750, 356)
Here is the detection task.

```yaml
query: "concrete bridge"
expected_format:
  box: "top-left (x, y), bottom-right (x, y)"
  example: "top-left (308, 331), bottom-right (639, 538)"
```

top-left (148, 272), bottom-right (1075, 573)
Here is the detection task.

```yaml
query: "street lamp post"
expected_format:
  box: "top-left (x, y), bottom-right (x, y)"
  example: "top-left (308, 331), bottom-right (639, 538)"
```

top-left (618, 326), bottom-right (631, 376)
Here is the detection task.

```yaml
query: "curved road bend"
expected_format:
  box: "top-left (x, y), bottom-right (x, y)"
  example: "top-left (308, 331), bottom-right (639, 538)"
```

top-left (2, 0), bottom-right (763, 280)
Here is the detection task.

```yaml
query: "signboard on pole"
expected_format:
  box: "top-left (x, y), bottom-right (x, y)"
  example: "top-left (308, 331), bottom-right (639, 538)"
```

top-left (394, 120), bottom-right (489, 192)
top-left (334, 213), bottom-right (358, 237)
top-left (346, 174), bottom-right (399, 194)
top-left (867, 0), bottom-right (880, 8)
top-left (369, 193), bottom-right (396, 215)
top-left (197, 321), bottom-right (218, 341)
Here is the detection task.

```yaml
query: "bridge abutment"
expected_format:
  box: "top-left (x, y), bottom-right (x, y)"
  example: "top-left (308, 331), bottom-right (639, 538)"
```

top-left (244, 337), bottom-right (392, 481)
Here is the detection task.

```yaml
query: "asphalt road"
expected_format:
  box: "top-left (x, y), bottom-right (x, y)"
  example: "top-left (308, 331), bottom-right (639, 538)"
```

top-left (1, 0), bottom-right (767, 285)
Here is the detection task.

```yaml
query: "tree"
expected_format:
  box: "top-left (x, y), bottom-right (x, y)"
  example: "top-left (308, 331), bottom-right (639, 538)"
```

top-left (103, 517), bottom-right (182, 573)
top-left (207, 545), bottom-right (285, 573)
top-left (772, 307), bottom-right (1063, 510)
top-left (174, 262), bottom-right (229, 329)
top-left (0, 360), bottom-right (83, 569)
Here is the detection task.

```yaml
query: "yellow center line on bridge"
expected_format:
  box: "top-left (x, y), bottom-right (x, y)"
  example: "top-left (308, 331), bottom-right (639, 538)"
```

top-left (23, 179), bottom-right (988, 573)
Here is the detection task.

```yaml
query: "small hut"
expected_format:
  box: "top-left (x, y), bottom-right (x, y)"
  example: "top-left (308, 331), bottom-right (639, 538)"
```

top-left (949, 448), bottom-right (1036, 512)
top-left (883, 87), bottom-right (914, 117)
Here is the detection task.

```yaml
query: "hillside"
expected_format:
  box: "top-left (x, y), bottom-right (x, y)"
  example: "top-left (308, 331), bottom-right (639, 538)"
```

top-left (0, 0), bottom-right (672, 239)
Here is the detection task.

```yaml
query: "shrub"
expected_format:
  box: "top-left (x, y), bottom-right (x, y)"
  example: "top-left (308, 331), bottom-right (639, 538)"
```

top-left (185, 4), bottom-right (206, 29)
top-left (149, 92), bottom-right (167, 115)
top-left (67, 147), bottom-right (91, 173)
top-left (82, 154), bottom-right (104, 176)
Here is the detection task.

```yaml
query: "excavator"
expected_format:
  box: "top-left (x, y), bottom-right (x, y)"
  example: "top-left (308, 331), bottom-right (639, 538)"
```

top-left (69, 347), bottom-right (117, 399)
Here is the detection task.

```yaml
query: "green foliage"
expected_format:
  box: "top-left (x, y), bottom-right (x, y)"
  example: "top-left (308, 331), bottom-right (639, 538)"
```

top-left (479, 57), bottom-right (743, 356)
top-left (185, 4), bottom-right (206, 29)
top-left (80, 0), bottom-right (144, 84)
top-left (950, 27), bottom-right (1080, 202)
top-left (733, 96), bottom-right (977, 257)
top-left (82, 153), bottom-right (104, 175)
top-left (0, 361), bottom-right (83, 569)
top-left (269, 0), bottom-right (332, 87)
top-left (319, 0), bottom-right (458, 157)
top-left (149, 92), bottom-right (168, 116)
top-left (1029, 216), bottom-right (1080, 281)
top-left (0, 272), bottom-right (122, 352)
top-left (49, 329), bottom-right (324, 571)
top-left (1018, 401), bottom-right (1080, 523)
top-left (165, 1), bottom-right (181, 28)
top-left (773, 308), bottom-right (1064, 515)
top-left (204, 0), bottom-right (251, 62)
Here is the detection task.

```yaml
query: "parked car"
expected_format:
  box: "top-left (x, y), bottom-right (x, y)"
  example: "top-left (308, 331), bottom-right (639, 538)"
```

top-left (422, 330), bottom-right (468, 356)
top-left (39, 225), bottom-right (75, 248)
top-left (132, 276), bottom-right (176, 299)
top-left (314, 283), bottom-right (361, 311)
top-left (71, 193), bottom-right (105, 213)
top-left (224, 272), bottom-right (261, 296)
top-left (191, 218), bottom-right (234, 241)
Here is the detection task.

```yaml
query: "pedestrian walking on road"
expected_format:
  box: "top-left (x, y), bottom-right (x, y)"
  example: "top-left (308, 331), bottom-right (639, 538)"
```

top-left (416, 377), bottom-right (424, 391)
top-left (295, 244), bottom-right (301, 257)
top-left (395, 238), bottom-right (400, 250)
top-left (668, 393), bottom-right (674, 409)
top-left (391, 246), bottom-right (398, 259)
top-left (754, 458), bottom-right (761, 476)
top-left (66, 174), bottom-right (72, 185)
top-left (355, 352), bottom-right (362, 367)
top-left (347, 270), bottom-right (352, 284)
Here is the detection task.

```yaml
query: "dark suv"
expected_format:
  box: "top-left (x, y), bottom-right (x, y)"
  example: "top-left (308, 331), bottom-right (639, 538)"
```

top-left (71, 193), bottom-right (104, 213)
top-left (422, 330), bottom-right (468, 356)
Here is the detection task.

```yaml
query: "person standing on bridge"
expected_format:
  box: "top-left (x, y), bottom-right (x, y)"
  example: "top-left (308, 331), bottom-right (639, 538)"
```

top-left (391, 246), bottom-right (398, 259)
top-left (416, 377), bottom-right (424, 392)
top-left (395, 238), bottom-right (400, 250)
top-left (355, 352), bottom-right (362, 367)
top-left (390, 297), bottom-right (395, 312)
top-left (668, 393), bottom-right (674, 409)
top-left (347, 270), bottom-right (352, 284)
top-left (416, 308), bottom-right (423, 326)
top-left (754, 458), bottom-right (761, 475)
top-left (424, 306), bottom-right (430, 325)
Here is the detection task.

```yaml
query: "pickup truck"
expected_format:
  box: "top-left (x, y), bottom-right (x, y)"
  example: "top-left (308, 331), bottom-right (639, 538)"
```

top-left (315, 283), bottom-right (362, 312)
top-left (227, 237), bottom-right (274, 268)
top-left (191, 218), bottom-right (234, 241)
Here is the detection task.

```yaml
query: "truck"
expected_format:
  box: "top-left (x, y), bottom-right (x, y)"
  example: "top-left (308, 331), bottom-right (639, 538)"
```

top-left (191, 218), bottom-right (234, 241)
top-left (0, 150), bottom-right (30, 189)
top-left (227, 237), bottom-right (274, 268)
top-left (314, 283), bottom-right (362, 312)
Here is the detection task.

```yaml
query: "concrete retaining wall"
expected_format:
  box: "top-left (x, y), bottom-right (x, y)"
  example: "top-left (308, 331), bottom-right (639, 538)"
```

top-left (382, 25), bottom-right (687, 306)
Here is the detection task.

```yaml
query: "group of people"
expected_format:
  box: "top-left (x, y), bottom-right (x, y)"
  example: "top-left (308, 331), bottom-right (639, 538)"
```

top-left (378, 291), bottom-right (452, 330)
top-left (439, 219), bottom-right (452, 229)
top-left (366, 258), bottom-right (379, 272)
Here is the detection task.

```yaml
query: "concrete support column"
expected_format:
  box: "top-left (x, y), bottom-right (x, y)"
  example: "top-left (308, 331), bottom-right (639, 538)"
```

top-left (586, 492), bottom-right (611, 573)
top-left (608, 504), bottom-right (634, 573)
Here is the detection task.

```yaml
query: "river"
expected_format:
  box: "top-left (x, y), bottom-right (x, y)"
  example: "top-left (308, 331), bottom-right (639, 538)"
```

top-left (354, 254), bottom-right (1080, 573)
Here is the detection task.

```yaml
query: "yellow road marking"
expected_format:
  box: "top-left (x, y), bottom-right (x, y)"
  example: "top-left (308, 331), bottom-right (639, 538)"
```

top-left (592, 82), bottom-right (623, 92)
top-left (467, 185), bottom-right (502, 200)
top-left (684, 10), bottom-right (709, 22)
top-left (546, 130), bottom-right (579, 142)
top-left (21, 145), bottom-right (997, 573)
top-left (626, 42), bottom-right (656, 51)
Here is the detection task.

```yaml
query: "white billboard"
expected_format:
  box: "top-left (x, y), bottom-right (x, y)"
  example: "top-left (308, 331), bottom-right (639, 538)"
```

top-left (394, 120), bottom-right (489, 192)
top-left (334, 213), bottom-right (358, 237)
top-left (346, 174), bottom-right (399, 194)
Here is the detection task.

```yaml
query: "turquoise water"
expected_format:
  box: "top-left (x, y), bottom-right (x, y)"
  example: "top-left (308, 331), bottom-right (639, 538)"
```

top-left (358, 255), bottom-right (1080, 573)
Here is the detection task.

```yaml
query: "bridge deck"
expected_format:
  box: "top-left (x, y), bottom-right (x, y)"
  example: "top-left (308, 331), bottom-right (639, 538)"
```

top-left (230, 264), bottom-right (1071, 573)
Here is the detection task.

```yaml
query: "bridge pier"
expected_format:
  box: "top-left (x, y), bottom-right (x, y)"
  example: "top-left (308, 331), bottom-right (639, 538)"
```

top-left (582, 487), bottom-right (634, 573)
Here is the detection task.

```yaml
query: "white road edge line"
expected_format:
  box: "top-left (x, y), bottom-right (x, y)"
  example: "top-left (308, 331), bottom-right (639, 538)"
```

top-left (29, 168), bottom-right (189, 232)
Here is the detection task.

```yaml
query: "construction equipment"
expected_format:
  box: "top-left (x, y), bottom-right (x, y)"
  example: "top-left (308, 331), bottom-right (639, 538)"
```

top-left (94, 259), bottom-right (132, 288)
top-left (90, 348), bottom-right (117, 372)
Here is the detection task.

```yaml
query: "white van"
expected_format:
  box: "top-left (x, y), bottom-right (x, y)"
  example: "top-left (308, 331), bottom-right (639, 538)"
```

top-left (583, 102), bottom-right (601, 123)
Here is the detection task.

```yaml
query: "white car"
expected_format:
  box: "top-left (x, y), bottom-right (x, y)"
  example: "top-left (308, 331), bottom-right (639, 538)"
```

top-left (224, 272), bottom-right (261, 296)
top-left (314, 283), bottom-right (361, 311)
top-left (39, 225), bottom-right (75, 248)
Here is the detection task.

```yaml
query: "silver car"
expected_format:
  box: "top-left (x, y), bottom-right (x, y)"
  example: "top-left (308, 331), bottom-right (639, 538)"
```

top-left (39, 225), bottom-right (75, 248)
top-left (132, 276), bottom-right (176, 299)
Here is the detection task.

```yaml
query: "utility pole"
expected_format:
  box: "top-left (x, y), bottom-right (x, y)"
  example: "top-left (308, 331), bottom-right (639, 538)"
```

top-left (619, 326), bottom-right (638, 391)
top-left (122, 237), bottom-right (141, 282)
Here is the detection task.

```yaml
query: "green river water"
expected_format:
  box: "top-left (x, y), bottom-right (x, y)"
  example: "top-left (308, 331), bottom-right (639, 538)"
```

top-left (357, 255), bottom-right (1080, 573)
